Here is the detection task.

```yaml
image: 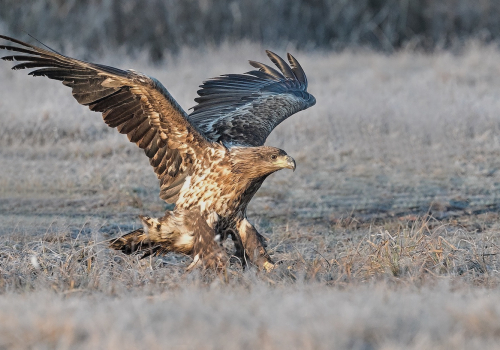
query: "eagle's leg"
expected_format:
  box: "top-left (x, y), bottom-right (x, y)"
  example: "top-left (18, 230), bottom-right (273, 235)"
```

top-left (186, 211), bottom-right (227, 271)
top-left (110, 210), bottom-right (227, 270)
top-left (109, 213), bottom-right (180, 258)
top-left (236, 219), bottom-right (274, 271)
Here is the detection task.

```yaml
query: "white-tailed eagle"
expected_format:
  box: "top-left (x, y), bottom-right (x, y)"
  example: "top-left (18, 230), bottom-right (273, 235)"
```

top-left (0, 35), bottom-right (316, 270)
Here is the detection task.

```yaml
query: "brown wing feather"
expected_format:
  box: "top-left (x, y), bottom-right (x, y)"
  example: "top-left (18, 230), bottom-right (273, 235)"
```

top-left (0, 35), bottom-right (211, 203)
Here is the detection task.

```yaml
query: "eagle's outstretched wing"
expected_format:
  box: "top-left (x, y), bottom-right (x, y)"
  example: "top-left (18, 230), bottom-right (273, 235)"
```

top-left (188, 50), bottom-right (316, 147)
top-left (0, 35), bottom-right (210, 203)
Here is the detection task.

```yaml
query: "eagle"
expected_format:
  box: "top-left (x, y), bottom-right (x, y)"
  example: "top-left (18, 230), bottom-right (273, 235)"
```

top-left (0, 35), bottom-right (316, 271)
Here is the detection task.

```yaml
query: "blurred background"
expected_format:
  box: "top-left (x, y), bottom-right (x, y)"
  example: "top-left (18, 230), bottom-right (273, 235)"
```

top-left (2, 0), bottom-right (500, 61)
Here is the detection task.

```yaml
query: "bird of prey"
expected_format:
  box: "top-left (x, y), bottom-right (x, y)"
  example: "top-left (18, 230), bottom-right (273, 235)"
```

top-left (0, 35), bottom-right (316, 271)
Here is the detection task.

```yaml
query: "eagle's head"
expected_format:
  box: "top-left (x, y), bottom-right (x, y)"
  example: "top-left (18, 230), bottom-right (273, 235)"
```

top-left (230, 146), bottom-right (296, 178)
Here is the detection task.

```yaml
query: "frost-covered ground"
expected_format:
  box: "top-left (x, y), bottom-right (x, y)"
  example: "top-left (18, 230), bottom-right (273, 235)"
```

top-left (2, 43), bottom-right (500, 349)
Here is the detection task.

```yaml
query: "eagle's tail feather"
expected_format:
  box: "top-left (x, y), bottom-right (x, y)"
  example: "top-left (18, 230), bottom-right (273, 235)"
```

top-left (109, 229), bottom-right (162, 258)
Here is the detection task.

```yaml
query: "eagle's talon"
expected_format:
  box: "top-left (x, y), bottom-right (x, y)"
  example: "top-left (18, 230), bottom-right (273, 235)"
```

top-left (263, 261), bottom-right (275, 272)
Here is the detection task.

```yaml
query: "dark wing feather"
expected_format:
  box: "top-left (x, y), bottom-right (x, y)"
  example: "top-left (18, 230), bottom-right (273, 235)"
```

top-left (265, 50), bottom-right (296, 80)
top-left (0, 35), bottom-right (210, 203)
top-left (188, 50), bottom-right (315, 147)
top-left (286, 53), bottom-right (307, 87)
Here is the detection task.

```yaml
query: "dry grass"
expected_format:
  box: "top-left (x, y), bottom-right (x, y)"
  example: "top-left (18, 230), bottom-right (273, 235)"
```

top-left (2, 215), bottom-right (500, 349)
top-left (2, 43), bottom-right (500, 348)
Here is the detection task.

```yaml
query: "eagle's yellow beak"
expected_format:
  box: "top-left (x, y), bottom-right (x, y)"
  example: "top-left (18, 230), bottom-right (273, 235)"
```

top-left (273, 154), bottom-right (296, 171)
top-left (285, 155), bottom-right (296, 172)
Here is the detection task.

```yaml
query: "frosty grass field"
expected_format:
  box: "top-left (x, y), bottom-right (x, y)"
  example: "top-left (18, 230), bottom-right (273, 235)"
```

top-left (2, 43), bottom-right (500, 348)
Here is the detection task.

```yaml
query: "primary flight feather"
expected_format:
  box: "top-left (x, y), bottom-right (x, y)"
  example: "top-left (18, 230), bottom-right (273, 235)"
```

top-left (0, 35), bottom-right (316, 270)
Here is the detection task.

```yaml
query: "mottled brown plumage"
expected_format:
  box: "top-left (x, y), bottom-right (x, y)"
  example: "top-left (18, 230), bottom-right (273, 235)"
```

top-left (0, 35), bottom-right (315, 270)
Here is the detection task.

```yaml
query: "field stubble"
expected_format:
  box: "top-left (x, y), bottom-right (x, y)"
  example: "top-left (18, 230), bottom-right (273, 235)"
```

top-left (2, 43), bottom-right (500, 348)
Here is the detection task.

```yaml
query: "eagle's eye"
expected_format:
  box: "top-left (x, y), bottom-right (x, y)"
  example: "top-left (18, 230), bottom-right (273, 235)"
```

top-left (271, 154), bottom-right (277, 160)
